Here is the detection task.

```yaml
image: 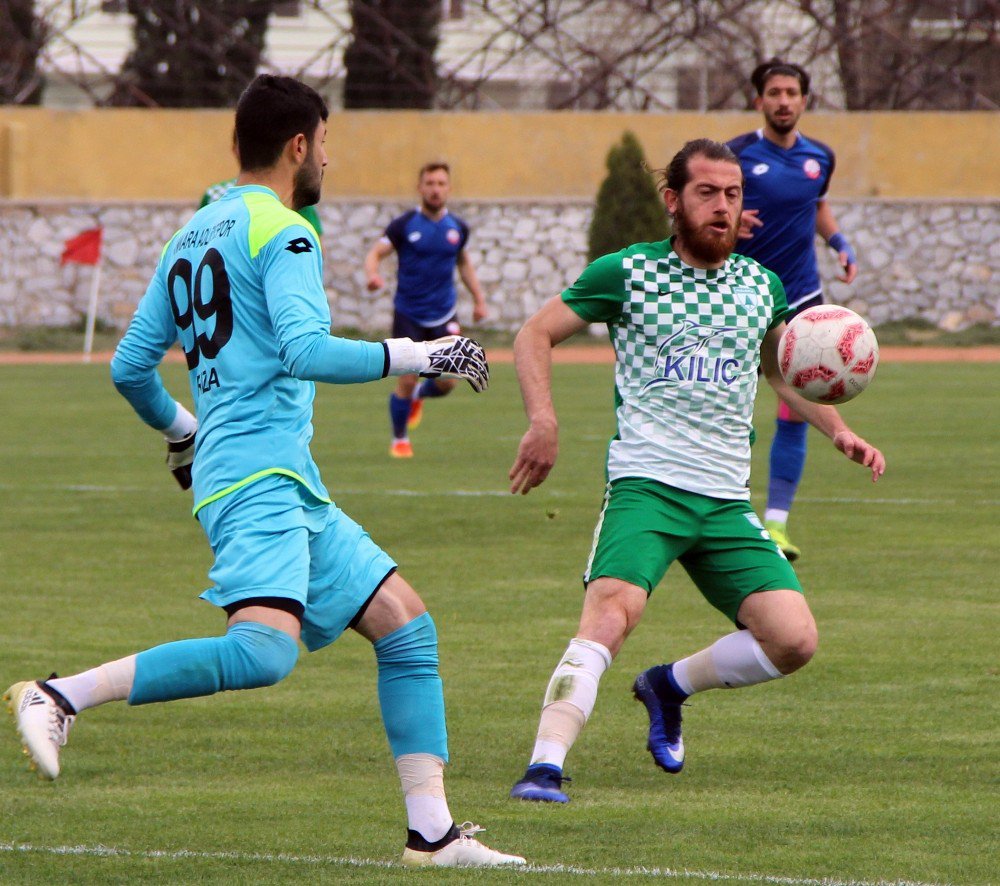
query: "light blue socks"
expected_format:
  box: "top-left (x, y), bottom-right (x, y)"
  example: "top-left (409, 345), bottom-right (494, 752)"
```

top-left (129, 621), bottom-right (298, 706)
top-left (374, 612), bottom-right (448, 762)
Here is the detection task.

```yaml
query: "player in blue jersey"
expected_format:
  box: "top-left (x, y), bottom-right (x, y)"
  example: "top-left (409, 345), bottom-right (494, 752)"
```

top-left (4, 74), bottom-right (523, 870)
top-left (727, 60), bottom-right (858, 561)
top-left (364, 162), bottom-right (489, 458)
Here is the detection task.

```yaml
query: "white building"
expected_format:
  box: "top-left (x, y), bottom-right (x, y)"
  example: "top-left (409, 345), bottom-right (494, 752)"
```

top-left (34, 1), bottom-right (998, 111)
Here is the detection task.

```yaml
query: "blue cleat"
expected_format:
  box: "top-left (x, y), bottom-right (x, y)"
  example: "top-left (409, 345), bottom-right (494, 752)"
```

top-left (632, 665), bottom-right (686, 773)
top-left (509, 763), bottom-right (571, 803)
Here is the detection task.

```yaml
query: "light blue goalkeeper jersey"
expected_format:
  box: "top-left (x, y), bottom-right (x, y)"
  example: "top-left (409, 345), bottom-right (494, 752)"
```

top-left (111, 185), bottom-right (387, 514)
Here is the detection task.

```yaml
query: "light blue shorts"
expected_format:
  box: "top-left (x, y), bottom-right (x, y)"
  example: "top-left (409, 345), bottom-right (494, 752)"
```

top-left (197, 475), bottom-right (397, 651)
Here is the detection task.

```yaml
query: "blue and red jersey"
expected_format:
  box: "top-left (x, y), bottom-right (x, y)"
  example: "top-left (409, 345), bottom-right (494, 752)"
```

top-left (383, 209), bottom-right (470, 325)
top-left (727, 130), bottom-right (836, 308)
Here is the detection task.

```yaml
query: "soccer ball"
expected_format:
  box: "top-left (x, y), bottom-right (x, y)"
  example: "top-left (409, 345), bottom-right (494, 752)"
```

top-left (778, 306), bottom-right (879, 404)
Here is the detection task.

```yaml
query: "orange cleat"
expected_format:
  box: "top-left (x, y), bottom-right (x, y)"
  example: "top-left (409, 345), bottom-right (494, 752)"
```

top-left (390, 440), bottom-right (414, 459)
top-left (407, 398), bottom-right (424, 429)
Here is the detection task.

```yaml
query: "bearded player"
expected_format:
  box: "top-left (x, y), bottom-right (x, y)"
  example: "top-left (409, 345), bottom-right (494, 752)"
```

top-left (507, 139), bottom-right (883, 802)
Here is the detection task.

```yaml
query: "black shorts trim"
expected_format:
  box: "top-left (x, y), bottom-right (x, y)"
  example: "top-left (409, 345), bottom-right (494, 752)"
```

top-left (392, 310), bottom-right (460, 342)
top-left (786, 293), bottom-right (824, 319)
top-left (223, 596), bottom-right (305, 621)
top-left (348, 566), bottom-right (398, 630)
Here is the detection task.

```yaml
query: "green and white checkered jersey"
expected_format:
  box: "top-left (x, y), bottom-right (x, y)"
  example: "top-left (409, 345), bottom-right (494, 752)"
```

top-left (199, 178), bottom-right (237, 209)
top-left (561, 239), bottom-right (788, 500)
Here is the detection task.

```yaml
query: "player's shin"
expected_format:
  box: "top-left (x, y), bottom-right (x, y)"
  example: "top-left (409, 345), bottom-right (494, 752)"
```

top-left (375, 613), bottom-right (452, 841)
top-left (530, 638), bottom-right (612, 769)
top-left (671, 629), bottom-right (783, 695)
top-left (766, 417), bottom-right (808, 519)
top-left (127, 622), bottom-right (298, 705)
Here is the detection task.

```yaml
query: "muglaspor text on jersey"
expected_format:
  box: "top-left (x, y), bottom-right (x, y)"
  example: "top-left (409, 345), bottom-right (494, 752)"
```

top-left (173, 219), bottom-right (237, 254)
top-left (642, 355), bottom-right (742, 392)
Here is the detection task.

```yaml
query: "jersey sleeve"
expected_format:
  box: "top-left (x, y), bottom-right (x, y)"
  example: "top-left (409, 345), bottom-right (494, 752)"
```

top-left (383, 213), bottom-right (409, 251)
top-left (726, 131), bottom-right (757, 158)
top-left (110, 249), bottom-right (184, 431)
top-left (811, 138), bottom-right (837, 198)
top-left (456, 217), bottom-right (470, 251)
top-left (764, 268), bottom-right (791, 329)
top-left (258, 224), bottom-right (385, 384)
top-left (560, 251), bottom-right (629, 323)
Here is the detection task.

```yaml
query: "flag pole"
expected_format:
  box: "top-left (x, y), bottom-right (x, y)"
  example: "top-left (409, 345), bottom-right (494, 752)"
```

top-left (82, 257), bottom-right (103, 363)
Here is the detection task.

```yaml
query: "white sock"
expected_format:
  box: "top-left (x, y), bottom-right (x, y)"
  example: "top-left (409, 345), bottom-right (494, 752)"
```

top-left (396, 753), bottom-right (453, 843)
top-left (671, 630), bottom-right (782, 696)
top-left (529, 638), bottom-right (612, 769)
top-left (764, 508), bottom-right (790, 524)
top-left (47, 655), bottom-right (137, 713)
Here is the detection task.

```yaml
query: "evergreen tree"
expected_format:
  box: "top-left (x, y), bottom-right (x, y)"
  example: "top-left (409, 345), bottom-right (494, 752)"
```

top-left (111, 1), bottom-right (276, 107)
top-left (343, 0), bottom-right (440, 109)
top-left (0, 0), bottom-right (46, 105)
top-left (587, 131), bottom-right (669, 261)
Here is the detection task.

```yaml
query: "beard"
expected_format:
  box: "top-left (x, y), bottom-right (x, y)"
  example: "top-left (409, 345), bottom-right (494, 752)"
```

top-left (673, 200), bottom-right (739, 265)
top-left (292, 154), bottom-right (322, 210)
top-left (765, 109), bottom-right (799, 135)
top-left (421, 195), bottom-right (444, 214)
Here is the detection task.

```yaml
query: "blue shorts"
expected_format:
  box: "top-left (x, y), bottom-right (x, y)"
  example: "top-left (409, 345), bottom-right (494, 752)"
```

top-left (197, 475), bottom-right (397, 651)
top-left (392, 311), bottom-right (461, 342)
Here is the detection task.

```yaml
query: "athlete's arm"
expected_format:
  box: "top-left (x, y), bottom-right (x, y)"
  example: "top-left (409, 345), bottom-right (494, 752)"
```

top-left (509, 297), bottom-right (590, 495)
top-left (761, 325), bottom-right (884, 481)
top-left (816, 200), bottom-right (857, 284)
top-left (364, 238), bottom-right (395, 292)
top-left (263, 226), bottom-right (388, 384)
top-left (111, 269), bottom-right (199, 487)
top-left (111, 272), bottom-right (189, 433)
top-left (456, 249), bottom-right (489, 322)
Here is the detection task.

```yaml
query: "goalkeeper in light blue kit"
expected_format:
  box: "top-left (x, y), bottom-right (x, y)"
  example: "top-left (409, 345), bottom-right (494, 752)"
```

top-left (4, 75), bottom-right (523, 870)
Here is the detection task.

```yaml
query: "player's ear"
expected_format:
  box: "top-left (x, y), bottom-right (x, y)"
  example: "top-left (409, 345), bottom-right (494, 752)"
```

top-left (287, 132), bottom-right (308, 166)
top-left (753, 95), bottom-right (763, 111)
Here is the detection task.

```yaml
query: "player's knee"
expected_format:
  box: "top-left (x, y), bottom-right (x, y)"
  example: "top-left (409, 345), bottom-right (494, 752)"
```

top-left (222, 622), bottom-right (299, 690)
top-left (580, 579), bottom-right (646, 653)
top-left (774, 622), bottom-right (818, 674)
top-left (375, 612), bottom-right (439, 673)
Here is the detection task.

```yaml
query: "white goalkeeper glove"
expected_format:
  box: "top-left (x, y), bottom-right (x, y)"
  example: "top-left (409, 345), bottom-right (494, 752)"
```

top-left (163, 401), bottom-right (197, 490)
top-left (384, 336), bottom-right (490, 393)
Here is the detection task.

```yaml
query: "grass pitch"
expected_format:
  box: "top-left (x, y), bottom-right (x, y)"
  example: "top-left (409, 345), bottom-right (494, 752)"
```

top-left (0, 359), bottom-right (996, 885)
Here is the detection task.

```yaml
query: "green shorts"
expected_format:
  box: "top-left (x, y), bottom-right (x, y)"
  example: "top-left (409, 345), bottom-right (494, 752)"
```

top-left (584, 477), bottom-right (802, 624)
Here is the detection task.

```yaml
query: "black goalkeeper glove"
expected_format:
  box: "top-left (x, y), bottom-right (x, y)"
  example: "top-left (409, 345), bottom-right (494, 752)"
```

top-left (384, 335), bottom-right (490, 393)
top-left (166, 432), bottom-right (196, 490)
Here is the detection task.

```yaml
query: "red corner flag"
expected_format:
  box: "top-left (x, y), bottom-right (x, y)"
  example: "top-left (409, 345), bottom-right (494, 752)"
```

top-left (61, 227), bottom-right (103, 266)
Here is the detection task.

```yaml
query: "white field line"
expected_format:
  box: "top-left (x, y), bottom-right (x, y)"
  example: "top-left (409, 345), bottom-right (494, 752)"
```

top-left (0, 841), bottom-right (949, 886)
top-left (0, 483), bottom-right (996, 507)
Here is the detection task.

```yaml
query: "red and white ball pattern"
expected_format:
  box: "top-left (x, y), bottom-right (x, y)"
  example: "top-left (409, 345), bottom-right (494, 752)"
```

top-left (778, 306), bottom-right (879, 404)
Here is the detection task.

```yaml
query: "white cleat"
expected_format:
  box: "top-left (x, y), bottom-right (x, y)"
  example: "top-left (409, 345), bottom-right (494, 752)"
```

top-left (4, 681), bottom-right (75, 780)
top-left (400, 822), bottom-right (527, 868)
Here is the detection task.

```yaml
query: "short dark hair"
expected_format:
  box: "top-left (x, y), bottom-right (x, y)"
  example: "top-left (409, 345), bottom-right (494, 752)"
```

top-left (658, 139), bottom-right (741, 194)
top-left (750, 59), bottom-right (810, 96)
top-left (419, 161), bottom-right (450, 180)
top-left (235, 75), bottom-right (328, 172)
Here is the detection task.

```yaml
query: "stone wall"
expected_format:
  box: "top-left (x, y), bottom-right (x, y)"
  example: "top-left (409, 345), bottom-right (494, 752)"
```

top-left (0, 199), bottom-right (995, 334)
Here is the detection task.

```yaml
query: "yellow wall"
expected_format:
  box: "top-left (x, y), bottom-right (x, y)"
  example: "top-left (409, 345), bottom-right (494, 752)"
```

top-left (1, 108), bottom-right (997, 201)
